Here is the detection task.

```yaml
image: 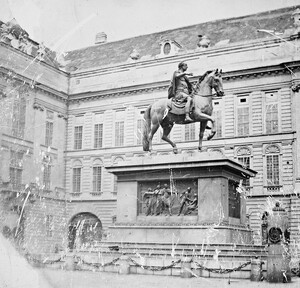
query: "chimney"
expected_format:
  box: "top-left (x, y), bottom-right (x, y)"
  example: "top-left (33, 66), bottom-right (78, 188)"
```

top-left (95, 32), bottom-right (107, 44)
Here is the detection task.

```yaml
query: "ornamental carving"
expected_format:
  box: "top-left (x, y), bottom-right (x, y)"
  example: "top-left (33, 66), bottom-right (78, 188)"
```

top-left (33, 102), bottom-right (44, 111)
top-left (236, 147), bottom-right (251, 156)
top-left (265, 144), bottom-right (280, 154)
top-left (138, 180), bottom-right (198, 216)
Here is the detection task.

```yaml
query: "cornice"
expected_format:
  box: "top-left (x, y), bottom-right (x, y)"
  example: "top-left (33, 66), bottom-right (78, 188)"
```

top-left (68, 63), bottom-right (300, 103)
top-left (0, 67), bottom-right (69, 103)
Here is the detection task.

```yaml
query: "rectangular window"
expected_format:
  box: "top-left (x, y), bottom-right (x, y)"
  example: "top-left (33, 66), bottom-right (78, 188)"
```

top-left (73, 167), bottom-right (81, 193)
top-left (43, 165), bottom-right (51, 190)
top-left (93, 166), bottom-right (102, 192)
top-left (185, 123), bottom-right (195, 141)
top-left (237, 107), bottom-right (249, 136)
top-left (237, 156), bottom-right (250, 187)
top-left (213, 109), bottom-right (222, 138)
top-left (9, 151), bottom-right (23, 190)
top-left (137, 119), bottom-right (143, 145)
top-left (74, 126), bottom-right (83, 150)
top-left (45, 121), bottom-right (53, 147)
top-left (115, 121), bottom-right (124, 146)
top-left (46, 215), bottom-right (53, 237)
top-left (266, 103), bottom-right (278, 133)
top-left (266, 155), bottom-right (279, 186)
top-left (12, 98), bottom-right (26, 138)
top-left (94, 123), bottom-right (103, 148)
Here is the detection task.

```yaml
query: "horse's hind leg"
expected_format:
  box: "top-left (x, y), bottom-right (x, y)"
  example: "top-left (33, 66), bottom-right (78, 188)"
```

top-left (148, 123), bottom-right (159, 152)
top-left (161, 123), bottom-right (178, 154)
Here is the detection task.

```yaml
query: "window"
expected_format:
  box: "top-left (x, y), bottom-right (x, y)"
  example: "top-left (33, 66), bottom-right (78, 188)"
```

top-left (236, 147), bottom-right (251, 188)
top-left (266, 155), bottom-right (280, 186)
top-left (237, 156), bottom-right (250, 187)
top-left (93, 166), bottom-right (102, 193)
top-left (46, 215), bottom-right (53, 237)
top-left (163, 43), bottom-right (171, 55)
top-left (185, 123), bottom-right (195, 141)
top-left (43, 164), bottom-right (51, 190)
top-left (236, 96), bottom-right (249, 136)
top-left (12, 98), bottom-right (26, 138)
top-left (74, 126), bottom-right (83, 150)
top-left (265, 144), bottom-right (280, 188)
top-left (213, 101), bottom-right (222, 138)
top-left (137, 119), bottom-right (143, 145)
top-left (45, 121), bottom-right (53, 147)
top-left (237, 107), bottom-right (249, 136)
top-left (265, 91), bottom-right (279, 134)
top-left (115, 121), bottom-right (124, 146)
top-left (73, 167), bottom-right (81, 193)
top-left (94, 123), bottom-right (103, 148)
top-left (9, 150), bottom-right (23, 190)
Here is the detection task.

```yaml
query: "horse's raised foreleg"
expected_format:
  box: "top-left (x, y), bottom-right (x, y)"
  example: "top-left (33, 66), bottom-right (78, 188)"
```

top-left (195, 112), bottom-right (215, 141)
top-left (161, 122), bottom-right (178, 154)
top-left (198, 120), bottom-right (207, 151)
top-left (148, 123), bottom-right (159, 152)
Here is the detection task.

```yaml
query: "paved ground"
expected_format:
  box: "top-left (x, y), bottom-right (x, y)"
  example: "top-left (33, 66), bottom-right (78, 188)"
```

top-left (39, 269), bottom-right (300, 288)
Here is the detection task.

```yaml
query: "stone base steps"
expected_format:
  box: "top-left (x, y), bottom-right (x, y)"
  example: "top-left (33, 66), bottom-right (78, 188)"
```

top-left (28, 242), bottom-right (267, 279)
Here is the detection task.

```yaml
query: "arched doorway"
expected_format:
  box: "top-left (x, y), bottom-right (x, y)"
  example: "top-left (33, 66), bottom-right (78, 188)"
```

top-left (68, 213), bottom-right (102, 250)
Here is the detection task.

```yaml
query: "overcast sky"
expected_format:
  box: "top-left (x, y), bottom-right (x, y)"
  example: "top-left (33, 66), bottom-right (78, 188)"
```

top-left (0, 0), bottom-right (299, 52)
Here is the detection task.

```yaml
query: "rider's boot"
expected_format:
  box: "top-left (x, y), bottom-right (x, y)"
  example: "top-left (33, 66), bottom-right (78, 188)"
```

top-left (184, 97), bottom-right (193, 122)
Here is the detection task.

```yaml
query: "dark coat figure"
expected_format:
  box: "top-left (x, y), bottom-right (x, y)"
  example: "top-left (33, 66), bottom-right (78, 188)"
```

top-left (177, 187), bottom-right (192, 216)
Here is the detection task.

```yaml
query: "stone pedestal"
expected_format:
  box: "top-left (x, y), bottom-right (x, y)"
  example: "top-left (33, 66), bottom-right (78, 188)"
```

top-left (106, 152), bottom-right (256, 245)
top-left (266, 245), bottom-right (291, 283)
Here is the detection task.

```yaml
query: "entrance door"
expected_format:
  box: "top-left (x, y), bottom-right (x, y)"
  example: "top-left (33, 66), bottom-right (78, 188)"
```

top-left (68, 213), bottom-right (102, 250)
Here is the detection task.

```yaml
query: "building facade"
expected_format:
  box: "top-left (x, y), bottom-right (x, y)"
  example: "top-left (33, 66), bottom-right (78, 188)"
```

top-left (1, 6), bottom-right (300, 252)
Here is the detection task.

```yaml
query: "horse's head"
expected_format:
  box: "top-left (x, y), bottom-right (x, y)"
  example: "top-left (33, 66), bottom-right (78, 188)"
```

top-left (209, 69), bottom-right (224, 97)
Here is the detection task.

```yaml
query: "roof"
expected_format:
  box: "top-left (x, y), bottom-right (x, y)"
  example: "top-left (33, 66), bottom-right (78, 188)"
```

top-left (64, 5), bottom-right (299, 72)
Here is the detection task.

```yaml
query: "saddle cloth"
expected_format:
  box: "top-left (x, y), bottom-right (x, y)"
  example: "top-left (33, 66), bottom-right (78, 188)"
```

top-left (167, 98), bottom-right (193, 115)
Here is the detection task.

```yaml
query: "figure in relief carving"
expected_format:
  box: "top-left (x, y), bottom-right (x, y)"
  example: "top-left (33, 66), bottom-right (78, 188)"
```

top-left (184, 193), bottom-right (198, 215)
top-left (177, 187), bottom-right (192, 216)
top-left (161, 183), bottom-right (173, 216)
top-left (143, 188), bottom-right (155, 216)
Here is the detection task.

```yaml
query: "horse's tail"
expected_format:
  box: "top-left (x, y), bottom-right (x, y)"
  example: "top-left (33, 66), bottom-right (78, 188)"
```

top-left (142, 105), bottom-right (152, 151)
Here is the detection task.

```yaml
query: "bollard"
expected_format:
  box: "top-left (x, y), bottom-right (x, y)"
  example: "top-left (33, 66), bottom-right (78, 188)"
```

top-left (64, 254), bottom-right (75, 271)
top-left (118, 255), bottom-right (130, 275)
top-left (181, 257), bottom-right (192, 278)
top-left (250, 257), bottom-right (263, 281)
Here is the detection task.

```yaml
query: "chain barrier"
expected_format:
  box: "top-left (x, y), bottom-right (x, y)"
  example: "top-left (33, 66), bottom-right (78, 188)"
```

top-left (75, 256), bottom-right (120, 268)
top-left (129, 257), bottom-right (181, 271)
top-left (25, 253), bottom-right (64, 265)
top-left (193, 260), bottom-right (252, 274)
top-left (24, 251), bottom-right (255, 275)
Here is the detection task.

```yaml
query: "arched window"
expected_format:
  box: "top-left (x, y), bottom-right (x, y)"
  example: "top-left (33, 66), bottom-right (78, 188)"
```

top-left (236, 146), bottom-right (251, 187)
top-left (72, 160), bottom-right (82, 194)
top-left (92, 159), bottom-right (103, 194)
top-left (163, 42), bottom-right (171, 55)
top-left (265, 144), bottom-right (281, 188)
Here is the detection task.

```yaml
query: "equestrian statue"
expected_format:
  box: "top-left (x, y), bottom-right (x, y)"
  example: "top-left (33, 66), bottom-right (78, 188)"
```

top-left (142, 62), bottom-right (224, 153)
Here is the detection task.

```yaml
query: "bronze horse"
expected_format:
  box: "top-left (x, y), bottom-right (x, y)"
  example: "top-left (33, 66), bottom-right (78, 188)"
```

top-left (142, 69), bottom-right (224, 153)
